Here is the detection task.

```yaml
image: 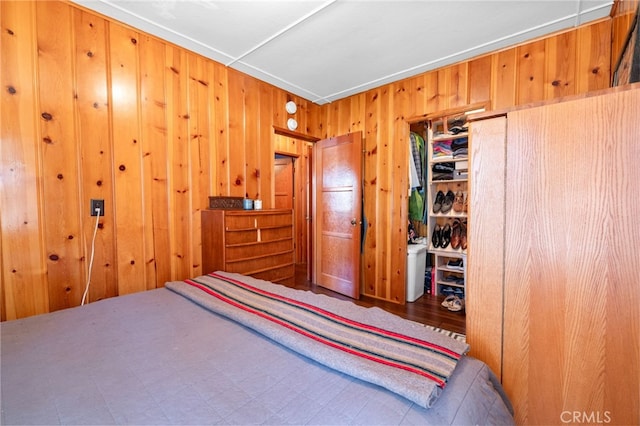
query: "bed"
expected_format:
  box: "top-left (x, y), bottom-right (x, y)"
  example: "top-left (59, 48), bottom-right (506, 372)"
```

top-left (1, 271), bottom-right (514, 425)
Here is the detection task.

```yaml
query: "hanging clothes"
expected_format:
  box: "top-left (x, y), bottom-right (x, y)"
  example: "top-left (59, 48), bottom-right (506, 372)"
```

top-left (409, 148), bottom-right (420, 188)
top-left (410, 132), bottom-right (424, 184)
top-left (409, 188), bottom-right (424, 221)
top-left (409, 131), bottom-right (427, 222)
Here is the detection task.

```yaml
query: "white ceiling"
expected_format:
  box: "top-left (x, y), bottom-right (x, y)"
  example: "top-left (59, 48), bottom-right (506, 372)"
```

top-left (72, 0), bottom-right (613, 105)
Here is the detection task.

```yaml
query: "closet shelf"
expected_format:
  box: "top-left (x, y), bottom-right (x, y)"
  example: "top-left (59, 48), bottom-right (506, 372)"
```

top-left (432, 132), bottom-right (469, 142)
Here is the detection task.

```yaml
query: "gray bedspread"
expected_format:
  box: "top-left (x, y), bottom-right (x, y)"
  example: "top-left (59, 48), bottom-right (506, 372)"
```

top-left (1, 278), bottom-right (514, 425)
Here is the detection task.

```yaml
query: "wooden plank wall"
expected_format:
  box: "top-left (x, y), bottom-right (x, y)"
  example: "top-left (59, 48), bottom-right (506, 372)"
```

top-left (313, 19), bottom-right (613, 302)
top-left (0, 0), bottom-right (317, 320)
top-left (0, 0), bottom-right (629, 319)
top-left (610, 0), bottom-right (640, 74)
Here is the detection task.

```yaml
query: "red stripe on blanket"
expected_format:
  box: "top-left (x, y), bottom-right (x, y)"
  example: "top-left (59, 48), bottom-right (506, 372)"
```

top-left (208, 272), bottom-right (460, 360)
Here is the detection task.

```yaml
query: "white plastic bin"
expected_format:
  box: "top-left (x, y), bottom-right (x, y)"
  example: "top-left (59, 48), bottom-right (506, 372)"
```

top-left (406, 243), bottom-right (427, 302)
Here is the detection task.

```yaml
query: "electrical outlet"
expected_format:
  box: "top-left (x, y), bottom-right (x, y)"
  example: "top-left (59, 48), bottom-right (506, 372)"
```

top-left (90, 199), bottom-right (104, 216)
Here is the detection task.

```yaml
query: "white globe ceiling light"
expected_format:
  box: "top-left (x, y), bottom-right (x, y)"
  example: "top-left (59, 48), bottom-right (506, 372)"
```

top-left (287, 118), bottom-right (298, 131)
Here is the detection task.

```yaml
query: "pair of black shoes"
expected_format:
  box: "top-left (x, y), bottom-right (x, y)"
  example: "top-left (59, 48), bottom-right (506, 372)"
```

top-left (433, 190), bottom-right (455, 214)
top-left (432, 223), bottom-right (451, 249)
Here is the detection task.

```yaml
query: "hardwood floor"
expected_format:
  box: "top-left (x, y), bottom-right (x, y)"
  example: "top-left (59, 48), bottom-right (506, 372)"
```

top-left (287, 264), bottom-right (466, 335)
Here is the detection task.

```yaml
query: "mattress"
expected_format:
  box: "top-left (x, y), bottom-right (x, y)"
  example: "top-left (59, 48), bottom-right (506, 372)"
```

top-left (1, 272), bottom-right (514, 425)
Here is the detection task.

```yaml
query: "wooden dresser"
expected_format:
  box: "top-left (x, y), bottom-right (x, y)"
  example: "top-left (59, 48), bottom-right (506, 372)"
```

top-left (201, 209), bottom-right (295, 284)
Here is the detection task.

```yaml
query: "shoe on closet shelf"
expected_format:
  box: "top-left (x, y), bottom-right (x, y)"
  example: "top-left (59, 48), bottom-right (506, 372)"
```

top-left (447, 258), bottom-right (464, 270)
top-left (451, 219), bottom-right (461, 249)
top-left (440, 223), bottom-right (452, 248)
top-left (433, 190), bottom-right (445, 213)
top-left (441, 287), bottom-right (455, 296)
top-left (441, 190), bottom-right (455, 213)
top-left (431, 224), bottom-right (442, 248)
top-left (460, 219), bottom-right (468, 250)
top-left (453, 191), bottom-right (464, 213)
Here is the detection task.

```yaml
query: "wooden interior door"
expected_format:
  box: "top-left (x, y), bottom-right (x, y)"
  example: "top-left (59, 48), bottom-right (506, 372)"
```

top-left (312, 132), bottom-right (362, 299)
top-left (274, 156), bottom-right (294, 210)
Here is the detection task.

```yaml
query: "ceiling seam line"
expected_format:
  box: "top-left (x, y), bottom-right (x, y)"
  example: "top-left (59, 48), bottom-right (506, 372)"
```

top-left (575, 0), bottom-right (582, 26)
top-left (232, 60), bottom-right (331, 104)
top-left (225, 0), bottom-right (338, 67)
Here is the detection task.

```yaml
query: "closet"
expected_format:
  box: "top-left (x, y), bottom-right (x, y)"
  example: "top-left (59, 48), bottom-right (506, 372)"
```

top-left (408, 103), bottom-right (487, 301)
top-left (466, 85), bottom-right (640, 425)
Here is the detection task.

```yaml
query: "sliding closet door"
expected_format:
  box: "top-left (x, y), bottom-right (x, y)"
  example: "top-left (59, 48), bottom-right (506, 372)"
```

top-left (466, 115), bottom-right (507, 380)
top-left (502, 88), bottom-right (640, 425)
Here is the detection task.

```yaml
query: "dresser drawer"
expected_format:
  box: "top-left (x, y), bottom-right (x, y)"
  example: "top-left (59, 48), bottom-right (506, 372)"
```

top-left (225, 239), bottom-right (293, 261)
top-left (225, 229), bottom-right (259, 245)
top-left (225, 251), bottom-right (293, 274)
top-left (259, 226), bottom-right (292, 242)
top-left (224, 215), bottom-right (258, 230)
top-left (255, 212), bottom-right (293, 228)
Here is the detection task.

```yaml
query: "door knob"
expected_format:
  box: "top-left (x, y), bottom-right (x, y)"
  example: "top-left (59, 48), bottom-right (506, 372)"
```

top-left (350, 218), bottom-right (358, 226)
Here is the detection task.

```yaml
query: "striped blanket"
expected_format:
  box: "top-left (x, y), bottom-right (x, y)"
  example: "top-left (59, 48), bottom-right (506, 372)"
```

top-left (166, 271), bottom-right (469, 408)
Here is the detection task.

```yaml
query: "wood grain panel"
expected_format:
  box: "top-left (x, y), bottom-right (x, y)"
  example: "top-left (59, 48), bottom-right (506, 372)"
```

top-left (362, 89), bottom-right (381, 297)
top-left (446, 63), bottom-right (469, 108)
top-left (213, 62), bottom-right (229, 196)
top-left (576, 19), bottom-right (611, 93)
top-left (545, 30), bottom-right (577, 99)
top-left (517, 40), bottom-right (546, 105)
top-left (405, 74), bottom-right (427, 118)
top-left (111, 26), bottom-right (147, 295)
top-left (503, 89), bottom-right (640, 425)
top-left (271, 90), bottom-right (289, 134)
top-left (468, 55), bottom-right (492, 106)
top-left (390, 85), bottom-right (410, 303)
top-left (73, 8), bottom-right (117, 302)
top-left (466, 116), bottom-right (507, 380)
top-left (299, 143), bottom-right (313, 265)
top-left (348, 93), bottom-right (365, 135)
top-left (259, 83), bottom-right (274, 207)
top-left (166, 45), bottom-right (191, 281)
top-left (0, 0), bottom-right (48, 320)
top-left (187, 54), bottom-right (212, 277)
top-left (492, 48), bottom-right (517, 110)
top-left (425, 69), bottom-right (447, 113)
top-left (377, 87), bottom-right (393, 300)
top-left (138, 33), bottom-right (170, 289)
top-left (368, 87), bottom-right (393, 300)
top-left (244, 76), bottom-right (260, 200)
top-left (227, 70), bottom-right (246, 198)
top-left (36, 1), bottom-right (84, 310)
